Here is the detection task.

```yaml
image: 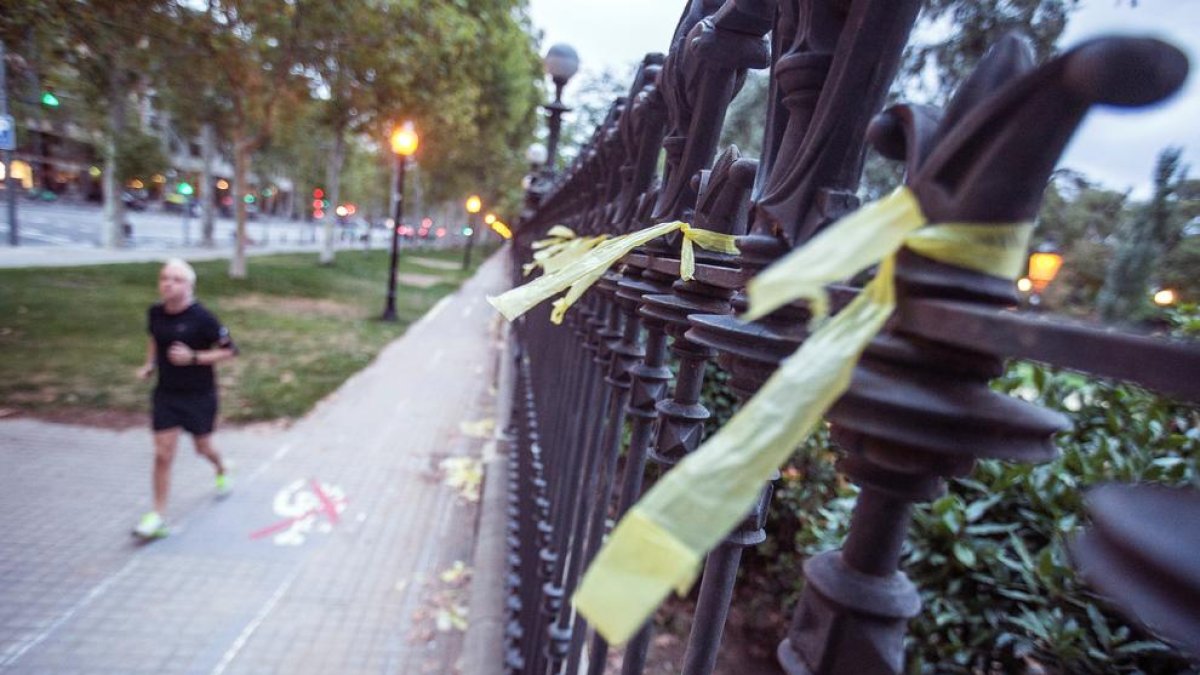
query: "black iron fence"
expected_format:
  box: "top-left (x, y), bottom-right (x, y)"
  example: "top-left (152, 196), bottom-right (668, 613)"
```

top-left (495, 2), bottom-right (1198, 673)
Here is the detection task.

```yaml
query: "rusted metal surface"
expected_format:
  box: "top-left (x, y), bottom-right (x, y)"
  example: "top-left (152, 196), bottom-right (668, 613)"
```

top-left (500, 2), bottom-right (1198, 674)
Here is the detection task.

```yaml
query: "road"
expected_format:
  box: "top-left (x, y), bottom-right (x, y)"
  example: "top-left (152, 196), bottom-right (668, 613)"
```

top-left (2, 200), bottom-right (352, 249)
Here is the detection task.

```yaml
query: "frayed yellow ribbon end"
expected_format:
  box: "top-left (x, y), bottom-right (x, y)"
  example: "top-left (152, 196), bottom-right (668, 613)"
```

top-left (572, 510), bottom-right (702, 645)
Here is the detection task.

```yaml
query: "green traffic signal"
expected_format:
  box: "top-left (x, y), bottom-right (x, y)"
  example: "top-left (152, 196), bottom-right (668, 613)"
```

top-left (462, 227), bottom-right (474, 236)
top-left (41, 91), bottom-right (60, 107)
top-left (177, 182), bottom-right (194, 196)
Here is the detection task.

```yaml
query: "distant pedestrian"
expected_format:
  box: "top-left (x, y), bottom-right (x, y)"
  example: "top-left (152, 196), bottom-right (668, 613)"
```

top-left (133, 258), bottom-right (238, 539)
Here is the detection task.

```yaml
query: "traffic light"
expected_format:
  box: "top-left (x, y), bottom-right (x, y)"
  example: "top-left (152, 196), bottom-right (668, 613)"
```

top-left (462, 227), bottom-right (474, 236)
top-left (313, 188), bottom-right (324, 199)
top-left (41, 91), bottom-right (60, 107)
top-left (177, 182), bottom-right (194, 196)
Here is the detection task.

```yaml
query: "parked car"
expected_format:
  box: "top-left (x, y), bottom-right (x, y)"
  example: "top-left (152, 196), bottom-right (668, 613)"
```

top-left (163, 192), bottom-right (198, 216)
top-left (122, 189), bottom-right (148, 211)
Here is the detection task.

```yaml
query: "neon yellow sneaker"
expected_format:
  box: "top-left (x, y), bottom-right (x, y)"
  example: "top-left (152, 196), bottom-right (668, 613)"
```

top-left (215, 473), bottom-right (232, 498)
top-left (133, 511), bottom-right (168, 539)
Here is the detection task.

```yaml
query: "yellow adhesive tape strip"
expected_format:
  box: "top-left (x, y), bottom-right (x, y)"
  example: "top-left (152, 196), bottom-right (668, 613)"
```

top-left (574, 186), bottom-right (1033, 646)
top-left (744, 187), bottom-right (923, 322)
top-left (489, 221), bottom-right (741, 323)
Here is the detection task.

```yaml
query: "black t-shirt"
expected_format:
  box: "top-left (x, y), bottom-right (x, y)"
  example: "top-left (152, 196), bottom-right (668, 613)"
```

top-left (147, 302), bottom-right (237, 392)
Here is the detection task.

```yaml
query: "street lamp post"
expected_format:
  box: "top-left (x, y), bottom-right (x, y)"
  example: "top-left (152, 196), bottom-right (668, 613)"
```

top-left (462, 194), bottom-right (482, 271)
top-left (1, 40), bottom-right (18, 246)
top-left (542, 44), bottom-right (580, 172)
top-left (381, 121), bottom-right (418, 322)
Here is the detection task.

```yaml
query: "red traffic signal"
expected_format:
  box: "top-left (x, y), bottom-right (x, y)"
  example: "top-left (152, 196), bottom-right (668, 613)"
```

top-left (313, 188), bottom-right (325, 199)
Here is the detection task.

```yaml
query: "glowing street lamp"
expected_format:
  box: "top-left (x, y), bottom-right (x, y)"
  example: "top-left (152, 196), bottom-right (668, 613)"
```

top-left (390, 121), bottom-right (419, 157)
top-left (381, 121), bottom-right (419, 322)
top-left (1154, 289), bottom-right (1177, 306)
top-left (1027, 246), bottom-right (1063, 294)
top-left (462, 195), bottom-right (482, 270)
top-left (484, 213), bottom-right (497, 225)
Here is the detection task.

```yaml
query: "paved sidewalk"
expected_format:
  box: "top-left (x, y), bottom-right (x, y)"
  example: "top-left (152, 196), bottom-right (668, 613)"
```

top-left (0, 251), bottom-right (512, 674)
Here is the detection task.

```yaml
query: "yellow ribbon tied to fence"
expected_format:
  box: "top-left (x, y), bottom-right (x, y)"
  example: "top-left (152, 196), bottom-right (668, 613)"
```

top-left (488, 221), bottom-right (740, 324)
top-left (572, 186), bottom-right (1033, 645)
top-left (523, 226), bottom-right (608, 277)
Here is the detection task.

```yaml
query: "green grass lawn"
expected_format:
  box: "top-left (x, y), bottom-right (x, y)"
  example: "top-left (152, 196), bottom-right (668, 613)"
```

top-left (0, 246), bottom-right (495, 423)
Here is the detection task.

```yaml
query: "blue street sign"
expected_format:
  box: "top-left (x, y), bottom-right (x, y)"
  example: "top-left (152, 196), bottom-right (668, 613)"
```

top-left (0, 115), bottom-right (14, 151)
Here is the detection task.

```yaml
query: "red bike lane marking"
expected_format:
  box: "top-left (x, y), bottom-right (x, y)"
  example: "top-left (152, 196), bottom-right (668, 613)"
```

top-left (248, 479), bottom-right (347, 540)
top-left (311, 478), bottom-right (342, 525)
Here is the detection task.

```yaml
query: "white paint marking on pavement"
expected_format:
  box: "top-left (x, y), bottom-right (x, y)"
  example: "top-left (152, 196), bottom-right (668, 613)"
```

top-left (419, 296), bottom-right (452, 326)
top-left (210, 567), bottom-right (301, 675)
top-left (245, 442), bottom-right (293, 483)
top-left (0, 560), bottom-right (141, 667)
top-left (21, 228), bottom-right (74, 245)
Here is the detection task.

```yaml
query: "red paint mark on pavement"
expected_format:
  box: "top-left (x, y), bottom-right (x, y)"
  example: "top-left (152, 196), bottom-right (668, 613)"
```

top-left (249, 478), bottom-right (347, 540)
top-left (311, 478), bottom-right (342, 525)
top-left (249, 509), bottom-right (321, 540)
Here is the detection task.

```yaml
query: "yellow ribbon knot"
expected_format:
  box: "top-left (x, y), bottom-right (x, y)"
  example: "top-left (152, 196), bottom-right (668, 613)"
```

top-left (488, 221), bottom-right (741, 324)
top-left (572, 186), bottom-right (1033, 645)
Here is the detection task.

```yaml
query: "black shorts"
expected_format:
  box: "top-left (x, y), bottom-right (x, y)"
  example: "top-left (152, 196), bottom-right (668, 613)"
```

top-left (152, 389), bottom-right (218, 435)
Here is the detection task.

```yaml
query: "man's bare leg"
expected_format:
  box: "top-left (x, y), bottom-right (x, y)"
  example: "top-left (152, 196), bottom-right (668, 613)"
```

top-left (193, 434), bottom-right (225, 476)
top-left (153, 428), bottom-right (181, 515)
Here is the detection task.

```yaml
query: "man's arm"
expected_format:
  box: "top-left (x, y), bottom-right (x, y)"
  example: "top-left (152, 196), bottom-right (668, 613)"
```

top-left (167, 343), bottom-right (237, 367)
top-left (166, 312), bottom-right (239, 367)
top-left (137, 338), bottom-right (157, 379)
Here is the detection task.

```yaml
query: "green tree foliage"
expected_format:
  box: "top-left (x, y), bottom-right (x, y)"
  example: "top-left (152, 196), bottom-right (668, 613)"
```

top-left (718, 70), bottom-right (768, 159)
top-left (115, 127), bottom-right (168, 183)
top-left (1098, 148), bottom-right (1189, 323)
top-left (554, 67), bottom-right (630, 169)
top-left (0, 0), bottom-right (180, 246)
top-left (1034, 171), bottom-right (1129, 312)
top-left (419, 0), bottom-right (543, 219)
top-left (902, 0), bottom-right (1080, 103)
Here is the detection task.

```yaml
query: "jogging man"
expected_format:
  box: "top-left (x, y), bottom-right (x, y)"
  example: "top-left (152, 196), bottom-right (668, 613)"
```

top-left (133, 258), bottom-right (238, 539)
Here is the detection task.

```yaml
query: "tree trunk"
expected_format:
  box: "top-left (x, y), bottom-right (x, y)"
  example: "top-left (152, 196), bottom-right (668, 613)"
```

top-left (101, 69), bottom-right (127, 249)
top-left (320, 131), bottom-right (345, 265)
top-left (229, 135), bottom-right (248, 278)
top-left (201, 123), bottom-right (216, 247)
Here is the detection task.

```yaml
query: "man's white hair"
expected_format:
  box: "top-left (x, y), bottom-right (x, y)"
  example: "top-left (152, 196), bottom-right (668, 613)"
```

top-left (162, 258), bottom-right (197, 285)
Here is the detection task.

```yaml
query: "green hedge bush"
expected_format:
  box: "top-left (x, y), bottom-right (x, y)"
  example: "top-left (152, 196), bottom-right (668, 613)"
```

top-left (701, 359), bottom-right (1199, 672)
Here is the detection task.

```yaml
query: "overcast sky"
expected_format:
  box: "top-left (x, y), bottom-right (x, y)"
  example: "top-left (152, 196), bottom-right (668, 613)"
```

top-left (527, 0), bottom-right (1199, 197)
